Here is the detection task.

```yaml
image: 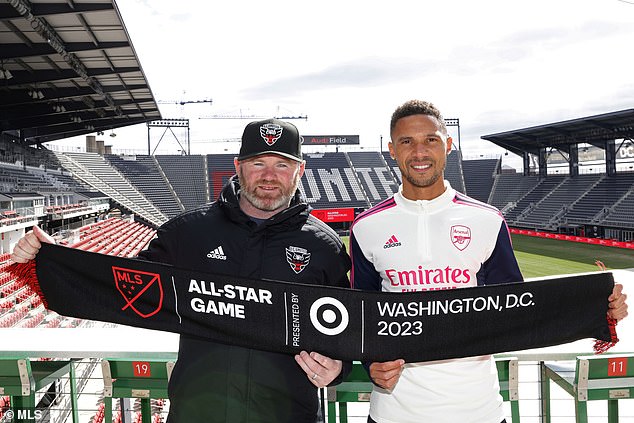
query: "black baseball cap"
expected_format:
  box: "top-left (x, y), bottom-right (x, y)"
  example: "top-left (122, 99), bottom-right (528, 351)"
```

top-left (237, 118), bottom-right (303, 162)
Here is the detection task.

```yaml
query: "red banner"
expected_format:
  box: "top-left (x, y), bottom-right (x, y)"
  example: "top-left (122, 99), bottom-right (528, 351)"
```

top-left (311, 208), bottom-right (355, 223)
top-left (509, 228), bottom-right (634, 249)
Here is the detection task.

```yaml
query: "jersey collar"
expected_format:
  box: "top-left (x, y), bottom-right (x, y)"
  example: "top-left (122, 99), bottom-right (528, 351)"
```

top-left (394, 180), bottom-right (456, 213)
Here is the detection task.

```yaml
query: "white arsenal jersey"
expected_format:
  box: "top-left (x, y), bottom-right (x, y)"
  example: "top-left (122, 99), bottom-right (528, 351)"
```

top-left (350, 181), bottom-right (523, 423)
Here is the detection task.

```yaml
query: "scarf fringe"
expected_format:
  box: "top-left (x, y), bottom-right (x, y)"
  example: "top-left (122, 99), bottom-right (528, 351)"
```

top-left (592, 261), bottom-right (618, 354)
top-left (8, 260), bottom-right (49, 309)
top-left (593, 317), bottom-right (618, 354)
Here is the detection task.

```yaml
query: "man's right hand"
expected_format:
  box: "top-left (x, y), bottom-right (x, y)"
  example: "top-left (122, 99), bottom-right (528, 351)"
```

top-left (369, 359), bottom-right (405, 390)
top-left (11, 226), bottom-right (55, 263)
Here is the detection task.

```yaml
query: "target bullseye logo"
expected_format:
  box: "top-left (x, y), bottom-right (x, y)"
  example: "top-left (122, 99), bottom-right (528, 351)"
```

top-left (310, 297), bottom-right (349, 335)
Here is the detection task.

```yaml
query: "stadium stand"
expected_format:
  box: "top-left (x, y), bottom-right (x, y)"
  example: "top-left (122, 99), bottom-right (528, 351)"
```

top-left (2, 144), bottom-right (634, 240)
top-left (0, 217), bottom-right (156, 330)
top-left (462, 158), bottom-right (499, 203)
top-left (53, 151), bottom-right (167, 227)
top-left (562, 174), bottom-right (634, 226)
top-left (301, 153), bottom-right (369, 209)
top-left (0, 162), bottom-right (57, 192)
top-left (444, 150), bottom-right (466, 194)
top-left (381, 152), bottom-right (402, 185)
top-left (105, 155), bottom-right (183, 219)
top-left (504, 175), bottom-right (566, 223)
top-left (488, 174), bottom-right (540, 211)
top-left (206, 153), bottom-right (236, 201)
top-left (602, 184), bottom-right (634, 229)
top-left (346, 152), bottom-right (399, 205)
top-left (156, 155), bottom-right (209, 211)
top-left (516, 175), bottom-right (601, 230)
top-left (0, 218), bottom-right (156, 328)
top-left (46, 170), bottom-right (93, 192)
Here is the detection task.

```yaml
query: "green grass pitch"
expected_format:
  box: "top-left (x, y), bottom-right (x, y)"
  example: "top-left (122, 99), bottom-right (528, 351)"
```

top-left (340, 234), bottom-right (633, 278)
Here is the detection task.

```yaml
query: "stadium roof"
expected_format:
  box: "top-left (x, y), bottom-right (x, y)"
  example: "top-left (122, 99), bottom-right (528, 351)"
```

top-left (481, 109), bottom-right (634, 156)
top-left (0, 0), bottom-right (161, 145)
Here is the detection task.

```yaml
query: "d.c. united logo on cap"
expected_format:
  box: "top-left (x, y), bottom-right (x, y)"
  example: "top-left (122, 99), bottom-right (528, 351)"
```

top-left (112, 266), bottom-right (163, 318)
top-left (260, 123), bottom-right (283, 146)
top-left (238, 118), bottom-right (303, 162)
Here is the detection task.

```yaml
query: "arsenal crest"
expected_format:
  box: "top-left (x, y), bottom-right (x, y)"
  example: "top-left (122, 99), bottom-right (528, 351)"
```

top-left (450, 225), bottom-right (471, 251)
top-left (260, 123), bottom-right (283, 146)
top-left (112, 266), bottom-right (163, 318)
top-left (286, 246), bottom-right (311, 274)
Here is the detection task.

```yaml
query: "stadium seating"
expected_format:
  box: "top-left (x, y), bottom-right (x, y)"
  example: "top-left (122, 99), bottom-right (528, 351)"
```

top-left (562, 174), bottom-right (634, 225)
top-left (45, 170), bottom-right (92, 191)
top-left (3, 145), bottom-right (634, 241)
top-left (156, 155), bottom-right (208, 210)
top-left (101, 359), bottom-right (173, 423)
top-left (489, 174), bottom-right (540, 211)
top-left (0, 217), bottom-right (156, 329)
top-left (53, 151), bottom-right (167, 227)
top-left (0, 163), bottom-right (57, 192)
top-left (541, 355), bottom-right (634, 423)
top-left (444, 150), bottom-right (466, 193)
top-left (462, 158), bottom-right (499, 203)
top-left (106, 155), bottom-right (183, 218)
top-left (504, 176), bottom-right (566, 224)
top-left (0, 357), bottom-right (78, 422)
top-left (301, 153), bottom-right (370, 209)
top-left (206, 153), bottom-right (236, 201)
top-left (517, 175), bottom-right (600, 229)
top-left (602, 187), bottom-right (634, 229)
top-left (326, 361), bottom-right (371, 423)
top-left (347, 152), bottom-right (399, 205)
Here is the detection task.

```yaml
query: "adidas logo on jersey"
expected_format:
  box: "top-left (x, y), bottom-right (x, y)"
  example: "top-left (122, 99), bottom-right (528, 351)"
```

top-left (207, 246), bottom-right (227, 260)
top-left (383, 235), bottom-right (402, 249)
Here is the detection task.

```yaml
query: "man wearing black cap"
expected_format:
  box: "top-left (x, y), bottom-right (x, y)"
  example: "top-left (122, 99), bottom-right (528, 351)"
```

top-left (12, 118), bottom-right (352, 422)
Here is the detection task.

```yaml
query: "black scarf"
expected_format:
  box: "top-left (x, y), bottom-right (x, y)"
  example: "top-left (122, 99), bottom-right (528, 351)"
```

top-left (10, 243), bottom-right (617, 362)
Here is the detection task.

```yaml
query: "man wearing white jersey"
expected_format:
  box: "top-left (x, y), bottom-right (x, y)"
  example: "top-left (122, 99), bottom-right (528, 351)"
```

top-left (349, 99), bottom-right (628, 423)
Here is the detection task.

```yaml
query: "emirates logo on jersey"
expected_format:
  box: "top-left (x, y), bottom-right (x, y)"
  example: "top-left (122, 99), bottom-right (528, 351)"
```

top-left (451, 225), bottom-right (471, 251)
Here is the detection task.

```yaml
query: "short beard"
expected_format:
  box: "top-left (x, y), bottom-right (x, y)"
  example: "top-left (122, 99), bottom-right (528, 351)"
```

top-left (402, 169), bottom-right (443, 189)
top-left (401, 158), bottom-right (445, 189)
top-left (238, 170), bottom-right (300, 212)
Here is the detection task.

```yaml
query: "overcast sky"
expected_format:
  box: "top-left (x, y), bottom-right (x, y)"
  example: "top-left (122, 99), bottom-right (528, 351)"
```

top-left (52, 0), bottom-right (634, 164)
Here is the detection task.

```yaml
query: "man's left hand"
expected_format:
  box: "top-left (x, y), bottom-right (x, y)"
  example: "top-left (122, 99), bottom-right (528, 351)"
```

top-left (295, 351), bottom-right (342, 388)
top-left (608, 283), bottom-right (628, 322)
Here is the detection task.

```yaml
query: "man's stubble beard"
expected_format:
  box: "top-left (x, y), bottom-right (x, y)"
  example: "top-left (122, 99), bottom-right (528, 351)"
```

top-left (401, 158), bottom-right (445, 189)
top-left (239, 170), bottom-right (300, 212)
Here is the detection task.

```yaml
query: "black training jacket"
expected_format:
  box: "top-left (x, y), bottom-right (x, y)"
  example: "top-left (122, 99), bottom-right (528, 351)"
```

top-left (138, 176), bottom-right (351, 423)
